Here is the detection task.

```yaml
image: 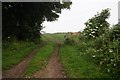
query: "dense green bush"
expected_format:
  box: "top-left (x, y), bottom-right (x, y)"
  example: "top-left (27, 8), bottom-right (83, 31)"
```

top-left (78, 9), bottom-right (120, 78)
top-left (110, 23), bottom-right (120, 41)
top-left (64, 37), bottom-right (75, 45)
top-left (83, 8), bottom-right (110, 39)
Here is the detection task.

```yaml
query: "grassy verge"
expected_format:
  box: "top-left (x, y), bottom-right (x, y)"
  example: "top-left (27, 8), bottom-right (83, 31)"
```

top-left (2, 40), bottom-right (37, 71)
top-left (60, 44), bottom-right (110, 78)
top-left (23, 42), bottom-right (55, 77)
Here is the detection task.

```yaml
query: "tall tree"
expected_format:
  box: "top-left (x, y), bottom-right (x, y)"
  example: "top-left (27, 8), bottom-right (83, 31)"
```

top-left (2, 2), bottom-right (72, 42)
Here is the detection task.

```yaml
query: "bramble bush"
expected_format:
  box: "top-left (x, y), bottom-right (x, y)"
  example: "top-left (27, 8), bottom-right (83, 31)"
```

top-left (78, 9), bottom-right (120, 78)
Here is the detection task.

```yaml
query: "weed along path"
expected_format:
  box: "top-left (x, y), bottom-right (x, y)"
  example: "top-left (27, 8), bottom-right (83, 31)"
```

top-left (2, 45), bottom-right (42, 78)
top-left (34, 42), bottom-right (66, 78)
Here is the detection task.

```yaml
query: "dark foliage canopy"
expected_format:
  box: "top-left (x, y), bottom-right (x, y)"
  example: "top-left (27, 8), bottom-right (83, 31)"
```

top-left (2, 2), bottom-right (72, 42)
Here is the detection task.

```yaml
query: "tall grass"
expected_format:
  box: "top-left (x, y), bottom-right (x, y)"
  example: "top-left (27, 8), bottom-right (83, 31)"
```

top-left (60, 44), bottom-right (110, 78)
top-left (2, 40), bottom-right (37, 71)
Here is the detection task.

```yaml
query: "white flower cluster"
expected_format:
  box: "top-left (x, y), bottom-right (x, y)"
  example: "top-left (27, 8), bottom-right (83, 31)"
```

top-left (90, 29), bottom-right (92, 31)
top-left (8, 36), bottom-right (10, 39)
top-left (109, 49), bottom-right (113, 53)
top-left (100, 24), bottom-right (102, 26)
top-left (93, 29), bottom-right (97, 31)
top-left (88, 27), bottom-right (98, 38)
top-left (91, 31), bottom-right (95, 34)
top-left (114, 64), bottom-right (116, 66)
top-left (111, 59), bottom-right (113, 62)
top-left (89, 33), bottom-right (95, 38)
top-left (107, 69), bottom-right (110, 72)
top-left (93, 55), bottom-right (96, 58)
top-left (96, 26), bottom-right (98, 28)
top-left (8, 5), bottom-right (12, 8)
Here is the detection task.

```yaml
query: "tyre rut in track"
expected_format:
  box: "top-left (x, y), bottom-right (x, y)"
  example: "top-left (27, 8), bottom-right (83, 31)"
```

top-left (34, 42), bottom-right (66, 78)
top-left (2, 45), bottom-right (42, 78)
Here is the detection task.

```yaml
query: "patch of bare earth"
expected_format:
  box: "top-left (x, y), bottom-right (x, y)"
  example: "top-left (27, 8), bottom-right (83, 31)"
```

top-left (2, 45), bottom-right (41, 78)
top-left (34, 42), bottom-right (66, 78)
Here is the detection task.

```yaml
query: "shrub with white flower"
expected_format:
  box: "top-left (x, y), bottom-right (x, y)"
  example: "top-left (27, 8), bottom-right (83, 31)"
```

top-left (92, 55), bottom-right (95, 58)
top-left (79, 8), bottom-right (120, 78)
top-left (83, 8), bottom-right (110, 39)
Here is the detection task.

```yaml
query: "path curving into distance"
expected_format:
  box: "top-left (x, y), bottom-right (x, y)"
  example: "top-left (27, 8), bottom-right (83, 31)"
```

top-left (34, 42), bottom-right (66, 78)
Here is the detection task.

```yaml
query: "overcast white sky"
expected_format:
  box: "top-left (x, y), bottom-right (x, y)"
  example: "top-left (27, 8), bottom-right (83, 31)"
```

top-left (42, 0), bottom-right (120, 33)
